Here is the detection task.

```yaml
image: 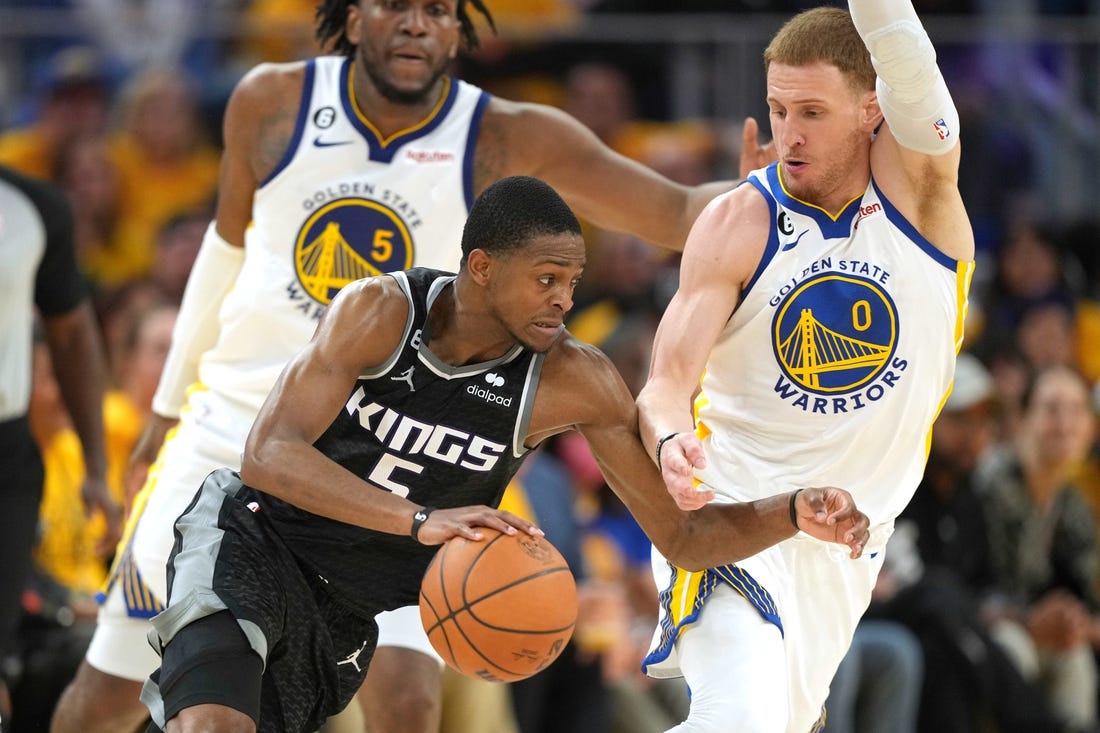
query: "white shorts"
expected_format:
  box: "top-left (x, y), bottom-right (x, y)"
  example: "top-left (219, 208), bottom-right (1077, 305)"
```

top-left (376, 605), bottom-right (443, 664)
top-left (645, 525), bottom-right (891, 733)
top-left (87, 389), bottom-right (439, 679)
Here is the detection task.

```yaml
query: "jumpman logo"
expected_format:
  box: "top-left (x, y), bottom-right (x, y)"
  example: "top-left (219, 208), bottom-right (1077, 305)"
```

top-left (337, 640), bottom-right (370, 672)
top-left (391, 366), bottom-right (416, 391)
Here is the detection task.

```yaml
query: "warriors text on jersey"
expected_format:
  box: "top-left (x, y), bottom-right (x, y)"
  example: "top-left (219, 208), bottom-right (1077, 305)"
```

top-left (236, 268), bottom-right (544, 615)
top-left (694, 163), bottom-right (973, 526)
top-left (201, 57), bottom-right (490, 416)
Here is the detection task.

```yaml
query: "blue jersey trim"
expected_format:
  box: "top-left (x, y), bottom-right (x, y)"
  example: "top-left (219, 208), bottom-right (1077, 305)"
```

top-left (742, 177), bottom-right (782, 300)
top-left (871, 179), bottom-right (959, 271)
top-left (766, 164), bottom-right (862, 239)
top-left (463, 91), bottom-right (491, 211)
top-left (342, 68), bottom-right (460, 164)
top-left (641, 563), bottom-right (783, 675)
top-left (259, 58), bottom-right (315, 188)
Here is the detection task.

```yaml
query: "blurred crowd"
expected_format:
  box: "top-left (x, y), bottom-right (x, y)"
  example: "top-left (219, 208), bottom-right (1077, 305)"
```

top-left (2, 1), bottom-right (1100, 732)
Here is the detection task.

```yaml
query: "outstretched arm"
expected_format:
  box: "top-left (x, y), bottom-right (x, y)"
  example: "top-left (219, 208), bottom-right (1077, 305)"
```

top-left (479, 99), bottom-right (734, 252)
top-left (535, 337), bottom-right (868, 571)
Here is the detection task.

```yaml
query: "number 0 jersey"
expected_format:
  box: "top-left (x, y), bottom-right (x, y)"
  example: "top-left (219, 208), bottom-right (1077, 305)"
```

top-left (694, 163), bottom-right (973, 526)
top-left (200, 56), bottom-right (489, 417)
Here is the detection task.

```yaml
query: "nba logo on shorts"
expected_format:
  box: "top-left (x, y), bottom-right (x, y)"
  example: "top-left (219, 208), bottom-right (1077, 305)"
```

top-left (933, 118), bottom-right (951, 140)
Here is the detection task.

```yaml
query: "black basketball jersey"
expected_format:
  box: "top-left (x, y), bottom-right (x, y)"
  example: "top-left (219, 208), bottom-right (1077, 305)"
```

top-left (243, 268), bottom-right (544, 614)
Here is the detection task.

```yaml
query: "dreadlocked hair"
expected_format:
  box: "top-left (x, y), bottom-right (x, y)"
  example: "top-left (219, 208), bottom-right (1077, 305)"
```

top-left (314, 0), bottom-right (496, 57)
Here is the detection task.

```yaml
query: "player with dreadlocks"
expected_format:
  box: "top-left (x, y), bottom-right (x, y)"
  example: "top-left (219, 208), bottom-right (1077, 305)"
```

top-left (51, 2), bottom-right (771, 732)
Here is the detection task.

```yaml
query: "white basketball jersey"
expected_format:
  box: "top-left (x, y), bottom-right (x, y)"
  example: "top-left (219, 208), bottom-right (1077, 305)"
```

top-left (199, 56), bottom-right (488, 414)
top-left (694, 164), bottom-right (973, 526)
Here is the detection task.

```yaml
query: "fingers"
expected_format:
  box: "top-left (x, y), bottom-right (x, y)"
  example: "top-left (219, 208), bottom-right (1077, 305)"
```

top-left (673, 486), bottom-right (714, 511)
top-left (739, 117), bottom-right (760, 178)
top-left (845, 519), bottom-right (870, 559)
top-left (425, 507), bottom-right (544, 546)
top-left (738, 116), bottom-right (779, 176)
top-left (796, 486), bottom-right (870, 558)
top-left (741, 116), bottom-right (759, 150)
top-left (660, 434), bottom-right (710, 511)
top-left (660, 433), bottom-right (706, 479)
top-left (493, 509), bottom-right (544, 537)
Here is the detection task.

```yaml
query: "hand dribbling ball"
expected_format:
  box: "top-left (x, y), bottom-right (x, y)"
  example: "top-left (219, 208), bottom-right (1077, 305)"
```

top-left (419, 527), bottom-right (577, 682)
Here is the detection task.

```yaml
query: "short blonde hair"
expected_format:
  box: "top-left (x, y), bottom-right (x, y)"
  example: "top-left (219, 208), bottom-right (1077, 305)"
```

top-left (764, 7), bottom-right (876, 92)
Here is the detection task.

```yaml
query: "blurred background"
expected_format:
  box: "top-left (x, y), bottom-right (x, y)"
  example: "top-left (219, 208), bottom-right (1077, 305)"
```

top-left (2, 1), bottom-right (1100, 732)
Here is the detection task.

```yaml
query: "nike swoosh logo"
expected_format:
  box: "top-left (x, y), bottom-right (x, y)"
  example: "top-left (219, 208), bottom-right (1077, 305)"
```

top-left (313, 136), bottom-right (353, 148)
top-left (781, 230), bottom-right (810, 252)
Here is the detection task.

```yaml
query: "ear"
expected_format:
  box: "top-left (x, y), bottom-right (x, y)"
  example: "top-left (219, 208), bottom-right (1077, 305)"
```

top-left (345, 3), bottom-right (362, 46)
top-left (465, 248), bottom-right (493, 286)
top-left (861, 91), bottom-right (883, 133)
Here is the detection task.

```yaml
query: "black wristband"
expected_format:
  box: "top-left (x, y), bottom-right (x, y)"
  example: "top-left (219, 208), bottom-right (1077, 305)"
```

top-left (411, 506), bottom-right (435, 543)
top-left (789, 490), bottom-right (802, 530)
top-left (655, 432), bottom-right (681, 474)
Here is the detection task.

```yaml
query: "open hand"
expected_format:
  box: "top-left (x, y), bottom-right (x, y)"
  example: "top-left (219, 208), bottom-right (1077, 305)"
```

top-left (413, 505), bottom-right (543, 546)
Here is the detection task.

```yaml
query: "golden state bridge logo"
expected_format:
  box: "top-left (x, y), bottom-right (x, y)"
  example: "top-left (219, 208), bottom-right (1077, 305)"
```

top-left (773, 273), bottom-right (898, 395)
top-left (294, 198), bottom-right (414, 304)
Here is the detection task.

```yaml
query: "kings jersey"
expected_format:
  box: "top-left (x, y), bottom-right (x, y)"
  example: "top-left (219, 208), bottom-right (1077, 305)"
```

top-left (245, 269), bottom-right (544, 614)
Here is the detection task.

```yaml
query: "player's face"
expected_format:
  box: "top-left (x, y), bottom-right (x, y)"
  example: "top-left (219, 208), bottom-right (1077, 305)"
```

top-left (766, 61), bottom-right (878, 212)
top-left (485, 233), bottom-right (586, 354)
top-left (349, 0), bottom-right (461, 104)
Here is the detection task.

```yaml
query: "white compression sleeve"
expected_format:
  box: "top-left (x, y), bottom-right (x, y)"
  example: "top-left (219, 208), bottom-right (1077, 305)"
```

top-left (849, 0), bottom-right (959, 156)
top-left (151, 222), bottom-right (245, 418)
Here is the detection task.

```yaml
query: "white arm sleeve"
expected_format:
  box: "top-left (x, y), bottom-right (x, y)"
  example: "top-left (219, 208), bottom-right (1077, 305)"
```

top-left (849, 0), bottom-right (959, 156)
top-left (151, 222), bottom-right (245, 418)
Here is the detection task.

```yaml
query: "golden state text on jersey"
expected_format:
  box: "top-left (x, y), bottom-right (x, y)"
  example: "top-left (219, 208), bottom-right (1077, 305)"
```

top-left (770, 266), bottom-right (907, 415)
top-left (696, 163), bottom-right (970, 428)
top-left (693, 164), bottom-right (970, 522)
top-left (257, 56), bottom-right (489, 319)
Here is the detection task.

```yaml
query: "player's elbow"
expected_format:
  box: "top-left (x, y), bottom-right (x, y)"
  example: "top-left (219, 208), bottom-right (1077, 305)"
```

top-left (239, 434), bottom-right (281, 488)
top-left (649, 517), bottom-right (724, 572)
top-left (652, 511), bottom-right (773, 571)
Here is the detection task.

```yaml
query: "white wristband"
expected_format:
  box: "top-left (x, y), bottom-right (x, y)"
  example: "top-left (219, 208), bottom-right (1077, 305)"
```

top-left (151, 222), bottom-right (245, 417)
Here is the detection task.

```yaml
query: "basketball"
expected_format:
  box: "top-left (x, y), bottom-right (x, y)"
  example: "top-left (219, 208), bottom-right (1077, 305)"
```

top-left (419, 528), bottom-right (577, 682)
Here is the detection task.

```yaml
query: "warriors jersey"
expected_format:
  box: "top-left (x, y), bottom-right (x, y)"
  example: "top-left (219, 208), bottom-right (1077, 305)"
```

top-left (694, 163), bottom-right (972, 526)
top-left (200, 56), bottom-right (489, 416)
top-left (239, 268), bottom-right (543, 615)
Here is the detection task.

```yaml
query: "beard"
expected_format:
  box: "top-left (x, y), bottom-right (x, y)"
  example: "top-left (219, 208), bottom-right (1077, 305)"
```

top-left (784, 129), bottom-right (867, 207)
top-left (363, 55), bottom-right (449, 106)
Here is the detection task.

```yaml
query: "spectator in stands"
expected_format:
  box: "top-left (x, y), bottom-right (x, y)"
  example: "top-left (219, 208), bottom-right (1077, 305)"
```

top-left (976, 364), bottom-right (1100, 731)
top-left (0, 45), bottom-right (111, 182)
top-left (823, 618), bottom-right (923, 733)
top-left (876, 354), bottom-right (1081, 733)
top-left (105, 68), bottom-right (219, 285)
top-left (54, 132), bottom-right (124, 289)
